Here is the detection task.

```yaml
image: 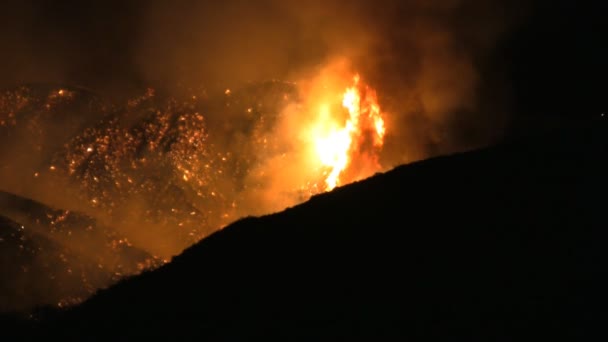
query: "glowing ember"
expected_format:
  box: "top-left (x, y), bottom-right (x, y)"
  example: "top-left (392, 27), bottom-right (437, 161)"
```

top-left (311, 74), bottom-right (386, 191)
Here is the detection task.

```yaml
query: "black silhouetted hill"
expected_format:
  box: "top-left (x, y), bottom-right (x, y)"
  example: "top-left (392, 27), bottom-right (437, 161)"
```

top-left (9, 117), bottom-right (608, 340)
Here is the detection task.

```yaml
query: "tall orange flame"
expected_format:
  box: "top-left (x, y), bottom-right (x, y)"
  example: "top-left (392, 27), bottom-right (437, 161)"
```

top-left (311, 74), bottom-right (386, 191)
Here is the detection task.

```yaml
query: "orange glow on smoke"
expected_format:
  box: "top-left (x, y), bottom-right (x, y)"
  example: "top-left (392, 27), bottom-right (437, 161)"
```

top-left (310, 74), bottom-right (386, 191)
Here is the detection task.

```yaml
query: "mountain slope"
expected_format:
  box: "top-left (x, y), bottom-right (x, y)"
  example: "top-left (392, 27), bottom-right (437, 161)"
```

top-left (0, 191), bottom-right (156, 313)
top-left (18, 118), bottom-right (608, 340)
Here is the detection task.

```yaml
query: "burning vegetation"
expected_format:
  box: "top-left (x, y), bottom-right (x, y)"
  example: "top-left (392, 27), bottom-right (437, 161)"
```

top-left (0, 63), bottom-right (390, 312)
top-left (310, 74), bottom-right (385, 191)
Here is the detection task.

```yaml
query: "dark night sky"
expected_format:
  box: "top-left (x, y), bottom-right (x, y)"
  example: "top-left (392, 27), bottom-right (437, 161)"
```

top-left (502, 0), bottom-right (608, 118)
top-left (0, 0), bottom-right (606, 120)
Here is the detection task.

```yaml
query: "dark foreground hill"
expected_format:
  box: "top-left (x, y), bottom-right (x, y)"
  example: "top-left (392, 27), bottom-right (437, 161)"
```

top-left (7, 118), bottom-right (608, 340)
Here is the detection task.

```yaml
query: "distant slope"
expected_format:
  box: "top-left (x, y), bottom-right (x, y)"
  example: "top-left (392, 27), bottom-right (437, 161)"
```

top-left (0, 191), bottom-right (156, 313)
top-left (18, 118), bottom-right (608, 340)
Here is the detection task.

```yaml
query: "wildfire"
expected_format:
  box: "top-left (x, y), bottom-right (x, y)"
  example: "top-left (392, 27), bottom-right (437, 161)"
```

top-left (311, 74), bottom-right (386, 191)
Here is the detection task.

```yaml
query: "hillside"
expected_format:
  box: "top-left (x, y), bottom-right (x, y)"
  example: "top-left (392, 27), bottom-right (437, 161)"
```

top-left (6, 117), bottom-right (603, 340)
top-left (0, 191), bottom-right (156, 312)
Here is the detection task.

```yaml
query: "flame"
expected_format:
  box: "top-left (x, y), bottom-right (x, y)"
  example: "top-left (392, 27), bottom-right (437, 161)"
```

top-left (311, 74), bottom-right (386, 191)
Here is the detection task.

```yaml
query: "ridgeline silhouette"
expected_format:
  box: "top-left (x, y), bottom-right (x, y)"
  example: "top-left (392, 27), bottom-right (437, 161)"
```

top-left (4, 117), bottom-right (607, 340)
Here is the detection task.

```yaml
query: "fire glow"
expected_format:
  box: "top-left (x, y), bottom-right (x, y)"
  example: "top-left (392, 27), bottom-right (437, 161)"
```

top-left (0, 70), bottom-right (388, 311)
top-left (310, 74), bottom-right (386, 191)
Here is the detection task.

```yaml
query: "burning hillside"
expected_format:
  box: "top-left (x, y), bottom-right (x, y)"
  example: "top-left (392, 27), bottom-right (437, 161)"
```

top-left (0, 64), bottom-right (391, 312)
top-left (2, 65), bottom-right (388, 248)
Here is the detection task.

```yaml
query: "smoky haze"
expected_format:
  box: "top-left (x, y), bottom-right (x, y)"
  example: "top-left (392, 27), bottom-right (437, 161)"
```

top-left (0, 0), bottom-right (528, 246)
top-left (1, 0), bottom-right (524, 107)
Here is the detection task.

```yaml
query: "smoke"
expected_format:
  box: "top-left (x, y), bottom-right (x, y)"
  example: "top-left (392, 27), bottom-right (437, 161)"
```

top-left (132, 0), bottom-right (525, 160)
top-left (0, 0), bottom-right (528, 243)
top-left (166, 0), bottom-right (525, 214)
